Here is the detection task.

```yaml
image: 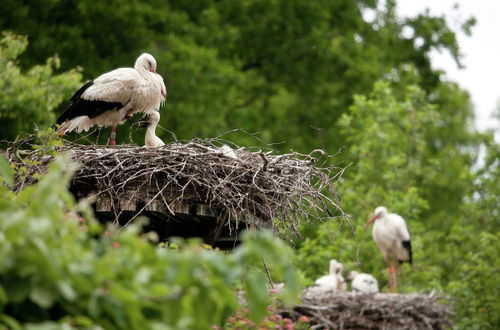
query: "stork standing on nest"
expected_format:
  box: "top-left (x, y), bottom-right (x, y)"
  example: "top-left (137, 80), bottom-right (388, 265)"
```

top-left (55, 53), bottom-right (167, 145)
top-left (142, 111), bottom-right (165, 147)
top-left (366, 206), bottom-right (412, 292)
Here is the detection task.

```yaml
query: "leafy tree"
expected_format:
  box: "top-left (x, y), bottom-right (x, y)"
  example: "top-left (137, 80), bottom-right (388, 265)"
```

top-left (0, 32), bottom-right (82, 141)
top-left (0, 0), bottom-right (473, 152)
top-left (444, 135), bottom-right (500, 329)
top-left (295, 77), bottom-right (499, 328)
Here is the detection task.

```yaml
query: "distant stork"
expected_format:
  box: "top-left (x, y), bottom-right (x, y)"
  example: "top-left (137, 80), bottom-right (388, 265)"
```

top-left (55, 53), bottom-right (166, 145)
top-left (348, 271), bottom-right (379, 294)
top-left (366, 206), bottom-right (412, 292)
top-left (142, 111), bottom-right (165, 147)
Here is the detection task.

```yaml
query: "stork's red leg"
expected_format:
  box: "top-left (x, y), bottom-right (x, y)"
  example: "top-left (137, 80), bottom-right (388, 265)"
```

top-left (393, 263), bottom-right (399, 293)
top-left (386, 256), bottom-right (393, 292)
top-left (108, 125), bottom-right (117, 145)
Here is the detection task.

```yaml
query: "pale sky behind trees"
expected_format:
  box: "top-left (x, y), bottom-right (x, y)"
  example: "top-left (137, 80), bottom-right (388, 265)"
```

top-left (398, 0), bottom-right (500, 136)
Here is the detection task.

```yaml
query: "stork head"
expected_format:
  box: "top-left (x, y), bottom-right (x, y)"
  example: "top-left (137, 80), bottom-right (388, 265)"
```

top-left (366, 206), bottom-right (388, 227)
top-left (329, 259), bottom-right (343, 275)
top-left (135, 53), bottom-right (157, 73)
top-left (347, 271), bottom-right (359, 282)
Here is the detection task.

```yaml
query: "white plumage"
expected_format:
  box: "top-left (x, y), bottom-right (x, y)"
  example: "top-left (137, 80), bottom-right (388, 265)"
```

top-left (218, 145), bottom-right (238, 160)
top-left (155, 72), bottom-right (167, 104)
top-left (313, 259), bottom-right (347, 291)
top-left (348, 271), bottom-right (379, 294)
top-left (366, 206), bottom-right (412, 292)
top-left (144, 111), bottom-right (165, 147)
top-left (55, 53), bottom-right (166, 145)
top-left (303, 259), bottom-right (346, 299)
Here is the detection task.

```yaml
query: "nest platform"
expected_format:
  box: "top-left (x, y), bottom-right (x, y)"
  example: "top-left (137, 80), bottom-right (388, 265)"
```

top-left (288, 291), bottom-right (452, 329)
top-left (7, 138), bottom-right (342, 248)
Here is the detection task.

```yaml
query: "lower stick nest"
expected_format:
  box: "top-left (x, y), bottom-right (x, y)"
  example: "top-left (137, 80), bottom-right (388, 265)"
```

top-left (290, 291), bottom-right (452, 330)
top-left (7, 138), bottom-right (344, 237)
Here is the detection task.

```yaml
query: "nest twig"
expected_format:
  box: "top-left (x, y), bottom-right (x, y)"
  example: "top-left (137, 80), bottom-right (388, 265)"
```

top-left (287, 291), bottom-right (452, 329)
top-left (6, 136), bottom-right (344, 237)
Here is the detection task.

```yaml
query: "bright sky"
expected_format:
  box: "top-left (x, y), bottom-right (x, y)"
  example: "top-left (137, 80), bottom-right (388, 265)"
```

top-left (397, 1), bottom-right (500, 135)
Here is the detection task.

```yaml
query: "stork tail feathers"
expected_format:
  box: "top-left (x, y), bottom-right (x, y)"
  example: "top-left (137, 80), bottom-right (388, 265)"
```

top-left (399, 240), bottom-right (412, 264)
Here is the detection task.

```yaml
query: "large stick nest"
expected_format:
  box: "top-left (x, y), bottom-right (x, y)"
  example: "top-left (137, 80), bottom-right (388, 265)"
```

top-left (6, 137), bottom-right (343, 237)
top-left (288, 291), bottom-right (452, 329)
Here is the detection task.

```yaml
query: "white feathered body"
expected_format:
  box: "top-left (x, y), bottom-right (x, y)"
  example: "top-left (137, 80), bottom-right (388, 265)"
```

top-left (314, 274), bottom-right (346, 291)
top-left (309, 259), bottom-right (346, 294)
top-left (349, 271), bottom-right (379, 293)
top-left (56, 53), bottom-right (165, 135)
top-left (372, 212), bottom-right (411, 263)
top-left (144, 111), bottom-right (165, 147)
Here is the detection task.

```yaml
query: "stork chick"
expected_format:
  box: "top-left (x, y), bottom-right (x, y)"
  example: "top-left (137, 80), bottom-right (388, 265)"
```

top-left (313, 259), bottom-right (347, 291)
top-left (348, 271), bottom-right (379, 294)
top-left (142, 111), bottom-right (164, 147)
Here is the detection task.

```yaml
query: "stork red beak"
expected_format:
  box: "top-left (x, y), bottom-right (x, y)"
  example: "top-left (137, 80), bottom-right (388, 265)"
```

top-left (364, 214), bottom-right (379, 229)
top-left (150, 69), bottom-right (156, 73)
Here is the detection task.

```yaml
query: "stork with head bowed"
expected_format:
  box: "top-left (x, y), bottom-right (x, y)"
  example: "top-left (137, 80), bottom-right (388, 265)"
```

top-left (366, 206), bottom-right (412, 292)
top-left (55, 53), bottom-right (167, 145)
top-left (141, 111), bottom-right (164, 147)
top-left (348, 271), bottom-right (379, 294)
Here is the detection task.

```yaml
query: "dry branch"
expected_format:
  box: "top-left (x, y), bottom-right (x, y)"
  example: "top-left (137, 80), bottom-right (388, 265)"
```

top-left (287, 291), bottom-right (452, 330)
top-left (6, 137), bottom-right (344, 237)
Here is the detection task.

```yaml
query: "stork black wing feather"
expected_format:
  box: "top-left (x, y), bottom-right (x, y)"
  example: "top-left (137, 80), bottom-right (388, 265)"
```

top-left (55, 80), bottom-right (124, 125)
top-left (399, 240), bottom-right (412, 264)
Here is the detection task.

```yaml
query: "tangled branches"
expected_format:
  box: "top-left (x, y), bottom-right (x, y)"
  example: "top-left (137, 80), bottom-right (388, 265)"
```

top-left (289, 291), bottom-right (452, 329)
top-left (7, 137), bottom-right (344, 237)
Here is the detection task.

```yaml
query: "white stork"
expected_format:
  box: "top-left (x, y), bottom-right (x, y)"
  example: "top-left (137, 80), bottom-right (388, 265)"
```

top-left (55, 53), bottom-right (166, 145)
top-left (312, 259), bottom-right (347, 292)
top-left (366, 206), bottom-right (412, 292)
top-left (303, 259), bottom-right (347, 299)
top-left (348, 271), bottom-right (379, 294)
top-left (143, 111), bottom-right (165, 147)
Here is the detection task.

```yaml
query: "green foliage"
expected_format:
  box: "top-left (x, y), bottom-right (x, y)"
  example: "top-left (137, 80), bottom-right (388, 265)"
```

top-left (0, 155), bottom-right (300, 329)
top-left (0, 1), bottom-right (471, 151)
top-left (442, 137), bottom-right (500, 329)
top-left (338, 80), bottom-right (431, 217)
top-left (446, 230), bottom-right (500, 329)
top-left (0, 1), bottom-right (497, 328)
top-left (296, 77), bottom-right (498, 328)
top-left (0, 32), bottom-right (82, 141)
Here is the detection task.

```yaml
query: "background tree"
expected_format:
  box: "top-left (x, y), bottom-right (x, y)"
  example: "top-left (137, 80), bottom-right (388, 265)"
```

top-left (0, 0), bottom-right (472, 151)
top-left (0, 32), bottom-right (81, 141)
top-left (295, 77), bottom-right (498, 328)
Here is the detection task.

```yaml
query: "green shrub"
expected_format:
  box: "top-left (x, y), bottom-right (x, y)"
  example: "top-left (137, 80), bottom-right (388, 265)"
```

top-left (0, 154), bottom-right (300, 329)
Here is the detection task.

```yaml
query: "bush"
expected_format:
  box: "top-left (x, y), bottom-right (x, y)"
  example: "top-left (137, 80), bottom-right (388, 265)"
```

top-left (0, 153), bottom-right (300, 329)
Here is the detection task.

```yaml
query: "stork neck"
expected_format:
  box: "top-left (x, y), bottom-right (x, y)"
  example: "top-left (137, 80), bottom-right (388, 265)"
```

top-left (136, 65), bottom-right (153, 78)
top-left (146, 123), bottom-right (158, 140)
